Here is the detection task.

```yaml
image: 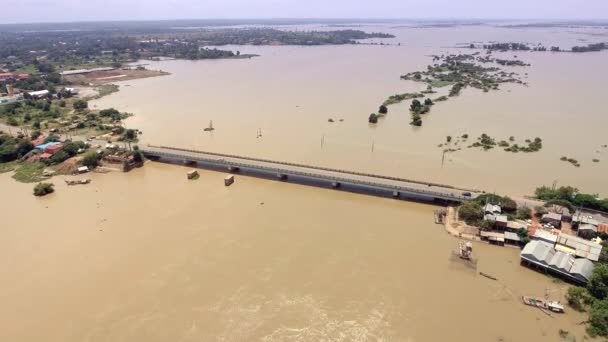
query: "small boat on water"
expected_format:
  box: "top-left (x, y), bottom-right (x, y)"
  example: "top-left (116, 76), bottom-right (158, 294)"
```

top-left (459, 240), bottom-right (473, 260)
top-left (522, 296), bottom-right (565, 313)
top-left (203, 120), bottom-right (215, 132)
top-left (65, 179), bottom-right (91, 186)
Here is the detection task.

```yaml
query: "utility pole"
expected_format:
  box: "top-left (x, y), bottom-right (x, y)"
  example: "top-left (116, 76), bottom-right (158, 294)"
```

top-left (371, 140), bottom-right (375, 153)
top-left (321, 134), bottom-right (325, 149)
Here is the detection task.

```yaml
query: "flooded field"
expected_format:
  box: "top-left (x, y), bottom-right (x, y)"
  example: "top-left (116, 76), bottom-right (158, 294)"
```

top-left (0, 164), bottom-right (591, 341)
top-left (93, 25), bottom-right (608, 196)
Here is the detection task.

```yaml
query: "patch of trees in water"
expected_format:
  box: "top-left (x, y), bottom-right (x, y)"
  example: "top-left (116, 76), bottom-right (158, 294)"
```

top-left (438, 134), bottom-right (543, 153)
top-left (469, 41), bottom-right (607, 53)
top-left (373, 52), bottom-right (528, 126)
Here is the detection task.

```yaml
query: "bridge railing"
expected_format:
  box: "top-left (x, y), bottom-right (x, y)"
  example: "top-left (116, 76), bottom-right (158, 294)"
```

top-left (142, 147), bottom-right (468, 201)
top-left (144, 144), bottom-right (479, 193)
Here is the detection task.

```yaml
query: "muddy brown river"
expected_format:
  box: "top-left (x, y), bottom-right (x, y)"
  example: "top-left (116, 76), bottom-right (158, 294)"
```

top-left (2, 24), bottom-right (607, 341)
top-left (93, 25), bottom-right (608, 196)
top-left (0, 163), bottom-right (592, 341)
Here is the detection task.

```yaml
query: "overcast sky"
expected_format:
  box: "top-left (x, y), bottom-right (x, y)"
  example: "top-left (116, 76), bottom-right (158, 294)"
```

top-left (2, 0), bottom-right (607, 24)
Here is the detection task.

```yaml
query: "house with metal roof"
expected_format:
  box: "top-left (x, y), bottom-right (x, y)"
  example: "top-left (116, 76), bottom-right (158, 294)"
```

top-left (556, 234), bottom-right (602, 262)
top-left (578, 224), bottom-right (598, 240)
top-left (484, 204), bottom-right (501, 215)
top-left (572, 214), bottom-right (600, 227)
top-left (570, 259), bottom-right (595, 284)
top-left (532, 229), bottom-right (558, 245)
top-left (520, 240), bottom-right (595, 285)
top-left (542, 213), bottom-right (563, 228)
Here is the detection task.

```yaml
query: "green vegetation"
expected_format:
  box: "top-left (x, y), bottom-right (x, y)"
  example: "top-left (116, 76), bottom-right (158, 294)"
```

top-left (72, 99), bottom-right (88, 111)
top-left (572, 42), bottom-right (607, 53)
top-left (82, 151), bottom-right (100, 169)
top-left (0, 27), bottom-right (394, 72)
top-left (12, 162), bottom-right (45, 183)
top-left (368, 113), bottom-right (379, 124)
top-left (458, 201), bottom-right (484, 225)
top-left (378, 105), bottom-right (388, 115)
top-left (33, 182), bottom-right (54, 197)
top-left (515, 206), bottom-right (532, 220)
top-left (382, 92), bottom-right (423, 106)
top-left (535, 185), bottom-right (608, 213)
top-left (0, 134), bottom-right (34, 162)
top-left (473, 193), bottom-right (517, 213)
top-left (560, 156), bottom-right (581, 167)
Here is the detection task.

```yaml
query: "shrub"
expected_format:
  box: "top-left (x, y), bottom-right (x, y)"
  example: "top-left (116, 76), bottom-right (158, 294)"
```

top-left (458, 202), bottom-right (483, 225)
top-left (33, 182), bottom-right (54, 196)
top-left (82, 151), bottom-right (100, 169)
top-left (378, 105), bottom-right (388, 114)
top-left (73, 99), bottom-right (88, 111)
top-left (567, 287), bottom-right (591, 311)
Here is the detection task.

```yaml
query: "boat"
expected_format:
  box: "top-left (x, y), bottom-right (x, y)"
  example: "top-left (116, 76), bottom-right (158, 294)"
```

top-left (203, 120), bottom-right (215, 132)
top-left (65, 179), bottom-right (91, 186)
top-left (458, 240), bottom-right (473, 260)
top-left (522, 296), bottom-right (565, 313)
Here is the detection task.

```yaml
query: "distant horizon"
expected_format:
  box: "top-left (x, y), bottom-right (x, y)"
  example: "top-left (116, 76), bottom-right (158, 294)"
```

top-left (2, 17), bottom-right (608, 26)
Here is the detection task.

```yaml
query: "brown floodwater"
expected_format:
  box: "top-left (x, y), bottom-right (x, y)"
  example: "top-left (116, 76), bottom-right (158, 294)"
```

top-left (3, 25), bottom-right (606, 342)
top-left (93, 25), bottom-right (608, 196)
top-left (0, 165), bottom-right (592, 341)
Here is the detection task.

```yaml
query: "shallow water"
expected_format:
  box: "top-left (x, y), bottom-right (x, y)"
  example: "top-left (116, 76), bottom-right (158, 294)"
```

top-left (93, 25), bottom-right (608, 196)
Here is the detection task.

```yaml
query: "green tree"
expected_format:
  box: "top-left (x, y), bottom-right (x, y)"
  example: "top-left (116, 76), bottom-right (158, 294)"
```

top-left (588, 299), bottom-right (608, 337)
top-left (458, 202), bottom-right (483, 225)
top-left (515, 206), bottom-right (532, 220)
top-left (368, 113), bottom-right (378, 124)
top-left (567, 286), bottom-right (591, 311)
top-left (124, 129), bottom-right (137, 141)
top-left (378, 105), bottom-right (388, 115)
top-left (73, 99), bottom-right (88, 111)
top-left (33, 182), bottom-right (54, 196)
top-left (588, 264), bottom-right (608, 301)
top-left (82, 151), bottom-right (100, 169)
top-left (424, 98), bottom-right (434, 106)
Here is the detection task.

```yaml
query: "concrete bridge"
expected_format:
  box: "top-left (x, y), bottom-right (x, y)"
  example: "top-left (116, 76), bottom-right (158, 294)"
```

top-left (141, 145), bottom-right (480, 204)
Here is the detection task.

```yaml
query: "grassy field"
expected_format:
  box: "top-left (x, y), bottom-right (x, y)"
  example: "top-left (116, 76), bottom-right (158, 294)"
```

top-left (0, 161), bottom-right (18, 174)
top-left (12, 162), bottom-right (46, 183)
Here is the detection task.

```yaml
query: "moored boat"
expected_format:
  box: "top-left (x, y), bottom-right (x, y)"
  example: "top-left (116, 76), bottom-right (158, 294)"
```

top-left (522, 296), bottom-right (565, 313)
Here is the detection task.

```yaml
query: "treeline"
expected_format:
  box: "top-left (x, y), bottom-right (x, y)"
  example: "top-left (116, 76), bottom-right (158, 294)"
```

top-left (477, 41), bottom-right (607, 53)
top-left (0, 28), bottom-right (394, 70)
top-left (572, 42), bottom-right (607, 53)
top-left (0, 134), bottom-right (34, 163)
top-left (535, 185), bottom-right (608, 212)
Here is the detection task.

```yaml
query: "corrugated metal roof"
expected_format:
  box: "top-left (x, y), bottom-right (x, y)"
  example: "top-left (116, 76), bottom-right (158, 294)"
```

top-left (571, 259), bottom-right (595, 281)
top-left (504, 231), bottom-right (521, 241)
top-left (556, 234), bottom-right (602, 262)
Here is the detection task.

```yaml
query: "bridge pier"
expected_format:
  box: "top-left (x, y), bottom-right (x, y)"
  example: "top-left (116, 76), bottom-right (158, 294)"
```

top-left (331, 181), bottom-right (341, 189)
top-left (392, 191), bottom-right (400, 198)
top-left (227, 166), bottom-right (240, 173)
top-left (277, 173), bottom-right (288, 181)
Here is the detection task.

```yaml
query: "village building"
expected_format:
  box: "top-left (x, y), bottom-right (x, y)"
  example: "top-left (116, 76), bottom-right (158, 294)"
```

top-left (484, 204), bottom-right (501, 215)
top-left (27, 89), bottom-right (50, 99)
top-left (504, 231), bottom-right (522, 246)
top-left (578, 224), bottom-right (598, 240)
top-left (520, 240), bottom-right (595, 285)
top-left (480, 231), bottom-right (505, 245)
top-left (555, 234), bottom-right (602, 262)
top-left (532, 229), bottom-right (559, 245)
top-left (541, 212), bottom-right (562, 228)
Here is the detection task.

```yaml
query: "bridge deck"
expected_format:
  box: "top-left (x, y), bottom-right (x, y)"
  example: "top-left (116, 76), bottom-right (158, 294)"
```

top-left (141, 145), bottom-right (479, 202)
